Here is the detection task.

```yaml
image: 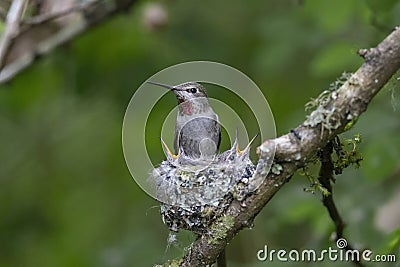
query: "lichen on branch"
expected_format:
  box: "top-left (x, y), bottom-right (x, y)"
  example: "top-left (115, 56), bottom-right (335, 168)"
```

top-left (176, 26), bottom-right (400, 267)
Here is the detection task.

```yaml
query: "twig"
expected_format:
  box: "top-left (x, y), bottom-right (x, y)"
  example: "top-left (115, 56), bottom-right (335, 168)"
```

top-left (318, 142), bottom-right (343, 234)
top-left (0, 0), bottom-right (26, 70)
top-left (318, 142), bottom-right (363, 267)
top-left (22, 2), bottom-right (90, 26)
top-left (177, 26), bottom-right (400, 266)
top-left (217, 249), bottom-right (226, 267)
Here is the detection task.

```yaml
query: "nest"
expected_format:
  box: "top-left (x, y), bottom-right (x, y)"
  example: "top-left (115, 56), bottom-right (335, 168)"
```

top-left (151, 135), bottom-right (258, 234)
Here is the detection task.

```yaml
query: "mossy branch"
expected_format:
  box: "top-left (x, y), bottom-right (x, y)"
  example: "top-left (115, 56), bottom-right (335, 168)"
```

top-left (175, 27), bottom-right (400, 266)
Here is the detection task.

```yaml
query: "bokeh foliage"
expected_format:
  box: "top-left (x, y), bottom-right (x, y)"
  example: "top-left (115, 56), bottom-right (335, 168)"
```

top-left (0, 0), bottom-right (399, 266)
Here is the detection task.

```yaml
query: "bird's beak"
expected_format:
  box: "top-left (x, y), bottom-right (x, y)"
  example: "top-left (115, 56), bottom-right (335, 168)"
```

top-left (160, 138), bottom-right (180, 161)
top-left (147, 81), bottom-right (176, 91)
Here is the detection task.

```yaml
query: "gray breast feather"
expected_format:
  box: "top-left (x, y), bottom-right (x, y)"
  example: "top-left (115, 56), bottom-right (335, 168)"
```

top-left (174, 117), bottom-right (221, 158)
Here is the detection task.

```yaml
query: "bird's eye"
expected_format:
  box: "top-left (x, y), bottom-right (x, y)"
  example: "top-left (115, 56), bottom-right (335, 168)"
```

top-left (190, 88), bottom-right (197, 93)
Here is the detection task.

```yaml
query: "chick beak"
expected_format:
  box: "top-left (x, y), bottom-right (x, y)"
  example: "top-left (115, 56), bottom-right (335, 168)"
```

top-left (160, 138), bottom-right (180, 161)
top-left (237, 134), bottom-right (258, 155)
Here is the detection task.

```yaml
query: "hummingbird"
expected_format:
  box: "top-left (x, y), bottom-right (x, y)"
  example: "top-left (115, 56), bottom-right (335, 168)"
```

top-left (148, 81), bottom-right (221, 160)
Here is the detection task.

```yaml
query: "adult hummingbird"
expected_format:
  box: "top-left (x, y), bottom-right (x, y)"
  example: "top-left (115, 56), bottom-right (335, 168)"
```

top-left (148, 81), bottom-right (221, 160)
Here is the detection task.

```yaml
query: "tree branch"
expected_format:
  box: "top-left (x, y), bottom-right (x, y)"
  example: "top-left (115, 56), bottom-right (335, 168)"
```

top-left (318, 141), bottom-right (363, 267)
top-left (0, 0), bottom-right (138, 85)
top-left (0, 0), bottom-right (26, 70)
top-left (176, 26), bottom-right (400, 266)
top-left (216, 249), bottom-right (226, 267)
top-left (23, 2), bottom-right (90, 26)
top-left (318, 142), bottom-right (344, 237)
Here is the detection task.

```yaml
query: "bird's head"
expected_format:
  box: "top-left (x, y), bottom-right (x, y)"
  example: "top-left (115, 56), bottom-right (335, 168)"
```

top-left (147, 81), bottom-right (208, 103)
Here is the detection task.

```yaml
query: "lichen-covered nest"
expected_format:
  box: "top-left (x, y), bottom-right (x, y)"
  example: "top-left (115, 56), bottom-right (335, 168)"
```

top-left (151, 135), bottom-right (259, 234)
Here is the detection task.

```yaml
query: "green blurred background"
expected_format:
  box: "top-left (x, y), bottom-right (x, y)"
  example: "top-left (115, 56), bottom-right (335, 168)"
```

top-left (1, 0), bottom-right (400, 266)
